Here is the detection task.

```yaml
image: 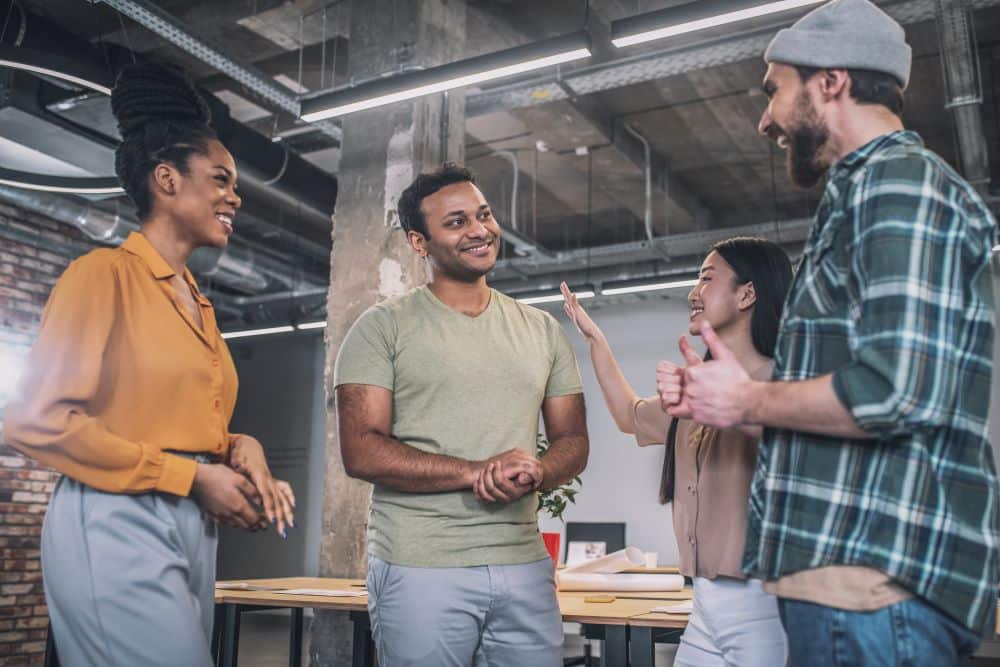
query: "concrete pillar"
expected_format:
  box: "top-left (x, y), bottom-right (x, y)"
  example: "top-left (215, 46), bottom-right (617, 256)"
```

top-left (309, 1), bottom-right (465, 664)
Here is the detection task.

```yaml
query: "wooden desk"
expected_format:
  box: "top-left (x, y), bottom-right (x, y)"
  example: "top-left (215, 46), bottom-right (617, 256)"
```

top-left (213, 577), bottom-right (370, 667)
top-left (213, 578), bottom-right (694, 667)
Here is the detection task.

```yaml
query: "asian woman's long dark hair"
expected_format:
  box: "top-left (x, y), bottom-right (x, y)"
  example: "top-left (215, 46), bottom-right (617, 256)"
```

top-left (660, 237), bottom-right (793, 504)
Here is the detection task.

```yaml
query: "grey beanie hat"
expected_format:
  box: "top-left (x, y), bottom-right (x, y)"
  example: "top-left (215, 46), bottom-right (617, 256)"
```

top-left (764, 0), bottom-right (912, 88)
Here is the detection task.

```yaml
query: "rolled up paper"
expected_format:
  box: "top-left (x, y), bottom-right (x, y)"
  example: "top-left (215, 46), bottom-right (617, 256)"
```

top-left (556, 572), bottom-right (685, 592)
top-left (563, 546), bottom-right (645, 574)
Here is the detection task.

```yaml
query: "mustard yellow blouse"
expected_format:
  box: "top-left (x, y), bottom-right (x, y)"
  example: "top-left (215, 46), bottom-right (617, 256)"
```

top-left (4, 232), bottom-right (240, 496)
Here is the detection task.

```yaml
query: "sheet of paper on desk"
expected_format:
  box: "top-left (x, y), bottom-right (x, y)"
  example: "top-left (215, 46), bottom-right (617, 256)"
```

top-left (273, 588), bottom-right (367, 597)
top-left (215, 582), bottom-right (289, 591)
top-left (650, 601), bottom-right (693, 614)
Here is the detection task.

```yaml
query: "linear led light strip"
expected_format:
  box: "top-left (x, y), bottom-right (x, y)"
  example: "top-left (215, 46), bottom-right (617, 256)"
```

top-left (222, 321), bottom-right (326, 338)
top-left (223, 280), bottom-right (698, 337)
top-left (301, 33), bottom-right (590, 122)
top-left (0, 48), bottom-right (124, 194)
top-left (602, 278), bottom-right (698, 295)
top-left (612, 0), bottom-right (824, 48)
top-left (517, 290), bottom-right (595, 305)
top-left (0, 57), bottom-right (113, 95)
top-left (222, 325), bottom-right (295, 340)
top-left (0, 175), bottom-right (124, 195)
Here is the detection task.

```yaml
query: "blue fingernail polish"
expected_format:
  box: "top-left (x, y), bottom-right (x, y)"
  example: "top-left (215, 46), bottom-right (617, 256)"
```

top-left (282, 530), bottom-right (287, 539)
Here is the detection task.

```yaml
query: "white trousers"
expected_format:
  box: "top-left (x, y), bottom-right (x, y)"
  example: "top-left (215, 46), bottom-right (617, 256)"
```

top-left (674, 576), bottom-right (788, 667)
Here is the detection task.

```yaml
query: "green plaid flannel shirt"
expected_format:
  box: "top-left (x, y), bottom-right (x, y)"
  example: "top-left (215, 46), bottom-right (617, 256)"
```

top-left (743, 131), bottom-right (999, 634)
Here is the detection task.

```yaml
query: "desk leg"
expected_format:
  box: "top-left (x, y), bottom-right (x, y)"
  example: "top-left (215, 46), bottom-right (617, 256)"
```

top-left (350, 611), bottom-right (374, 667)
top-left (222, 604), bottom-right (242, 667)
top-left (629, 627), bottom-right (654, 667)
top-left (289, 608), bottom-right (304, 667)
top-left (212, 604), bottom-right (225, 665)
top-left (601, 625), bottom-right (628, 667)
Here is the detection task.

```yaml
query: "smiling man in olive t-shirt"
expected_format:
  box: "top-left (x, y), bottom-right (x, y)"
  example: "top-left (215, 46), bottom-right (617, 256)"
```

top-left (334, 163), bottom-right (589, 667)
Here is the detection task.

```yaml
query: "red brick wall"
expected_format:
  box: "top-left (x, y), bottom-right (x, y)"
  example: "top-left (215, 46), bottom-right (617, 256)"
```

top-left (0, 200), bottom-right (94, 666)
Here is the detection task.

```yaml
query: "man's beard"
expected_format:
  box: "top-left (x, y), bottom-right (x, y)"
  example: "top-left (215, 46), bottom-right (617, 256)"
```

top-left (785, 93), bottom-right (830, 189)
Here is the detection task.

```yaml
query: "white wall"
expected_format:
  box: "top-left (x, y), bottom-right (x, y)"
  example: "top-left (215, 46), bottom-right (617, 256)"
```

top-left (217, 331), bottom-right (327, 579)
top-left (538, 292), bottom-right (696, 568)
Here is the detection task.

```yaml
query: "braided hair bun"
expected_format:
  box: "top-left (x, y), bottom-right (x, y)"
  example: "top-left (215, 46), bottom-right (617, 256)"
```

top-left (111, 62), bottom-right (218, 219)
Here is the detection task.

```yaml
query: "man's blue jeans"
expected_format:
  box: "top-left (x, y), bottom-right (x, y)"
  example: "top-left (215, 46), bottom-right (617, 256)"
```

top-left (778, 597), bottom-right (983, 666)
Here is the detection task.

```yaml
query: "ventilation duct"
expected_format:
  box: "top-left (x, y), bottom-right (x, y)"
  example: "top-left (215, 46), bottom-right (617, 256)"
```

top-left (0, 184), bottom-right (321, 294)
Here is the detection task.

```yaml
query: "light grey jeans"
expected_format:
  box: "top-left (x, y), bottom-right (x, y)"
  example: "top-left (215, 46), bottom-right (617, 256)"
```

top-left (41, 474), bottom-right (218, 667)
top-left (367, 555), bottom-right (563, 667)
top-left (674, 576), bottom-right (788, 667)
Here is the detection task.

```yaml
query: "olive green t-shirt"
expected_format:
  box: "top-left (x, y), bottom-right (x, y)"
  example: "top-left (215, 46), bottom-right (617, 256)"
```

top-left (334, 285), bottom-right (583, 567)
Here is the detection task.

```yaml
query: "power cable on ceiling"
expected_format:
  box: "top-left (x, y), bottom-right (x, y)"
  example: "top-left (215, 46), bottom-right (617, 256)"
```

top-left (586, 149), bottom-right (592, 283)
top-left (0, 0), bottom-right (16, 45)
top-left (297, 12), bottom-right (304, 89)
top-left (320, 5), bottom-right (327, 89)
top-left (115, 9), bottom-right (137, 64)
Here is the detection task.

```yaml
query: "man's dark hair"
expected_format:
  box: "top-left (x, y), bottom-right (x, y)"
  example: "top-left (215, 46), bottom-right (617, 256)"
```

top-left (709, 237), bottom-right (794, 359)
top-left (111, 62), bottom-right (218, 219)
top-left (795, 66), bottom-right (904, 117)
top-left (397, 163), bottom-right (477, 239)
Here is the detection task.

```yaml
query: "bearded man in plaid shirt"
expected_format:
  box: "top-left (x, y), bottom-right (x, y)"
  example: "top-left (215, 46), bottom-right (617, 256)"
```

top-left (656, 1), bottom-right (999, 664)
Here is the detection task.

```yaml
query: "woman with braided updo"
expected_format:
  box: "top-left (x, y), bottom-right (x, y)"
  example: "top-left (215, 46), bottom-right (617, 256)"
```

top-left (4, 62), bottom-right (295, 666)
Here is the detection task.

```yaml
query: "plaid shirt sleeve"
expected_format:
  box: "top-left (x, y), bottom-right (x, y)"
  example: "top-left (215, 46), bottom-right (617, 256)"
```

top-left (831, 153), bottom-right (988, 437)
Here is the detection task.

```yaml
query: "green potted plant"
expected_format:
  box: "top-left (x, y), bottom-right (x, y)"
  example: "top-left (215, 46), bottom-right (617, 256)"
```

top-left (537, 433), bottom-right (582, 564)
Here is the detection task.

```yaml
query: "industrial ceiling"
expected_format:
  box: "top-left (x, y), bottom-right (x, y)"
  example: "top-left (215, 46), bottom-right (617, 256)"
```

top-left (2, 0), bottom-right (998, 328)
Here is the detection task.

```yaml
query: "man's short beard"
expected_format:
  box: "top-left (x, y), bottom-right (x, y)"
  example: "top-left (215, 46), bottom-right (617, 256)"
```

top-left (786, 92), bottom-right (830, 189)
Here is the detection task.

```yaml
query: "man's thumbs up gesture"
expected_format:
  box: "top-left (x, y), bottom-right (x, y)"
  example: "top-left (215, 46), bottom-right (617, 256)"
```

top-left (656, 334), bottom-right (702, 417)
top-left (658, 320), bottom-right (752, 429)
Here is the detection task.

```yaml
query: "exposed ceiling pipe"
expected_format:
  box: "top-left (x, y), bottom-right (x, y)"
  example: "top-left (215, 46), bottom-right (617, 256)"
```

top-left (0, 184), bottom-right (322, 294)
top-left (623, 123), bottom-right (654, 241)
top-left (2, 4), bottom-right (338, 241)
top-left (489, 217), bottom-right (813, 282)
top-left (203, 94), bottom-right (338, 235)
top-left (935, 0), bottom-right (990, 194)
top-left (230, 286), bottom-right (329, 306)
top-left (494, 244), bottom-right (806, 301)
top-left (493, 150), bottom-right (520, 232)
